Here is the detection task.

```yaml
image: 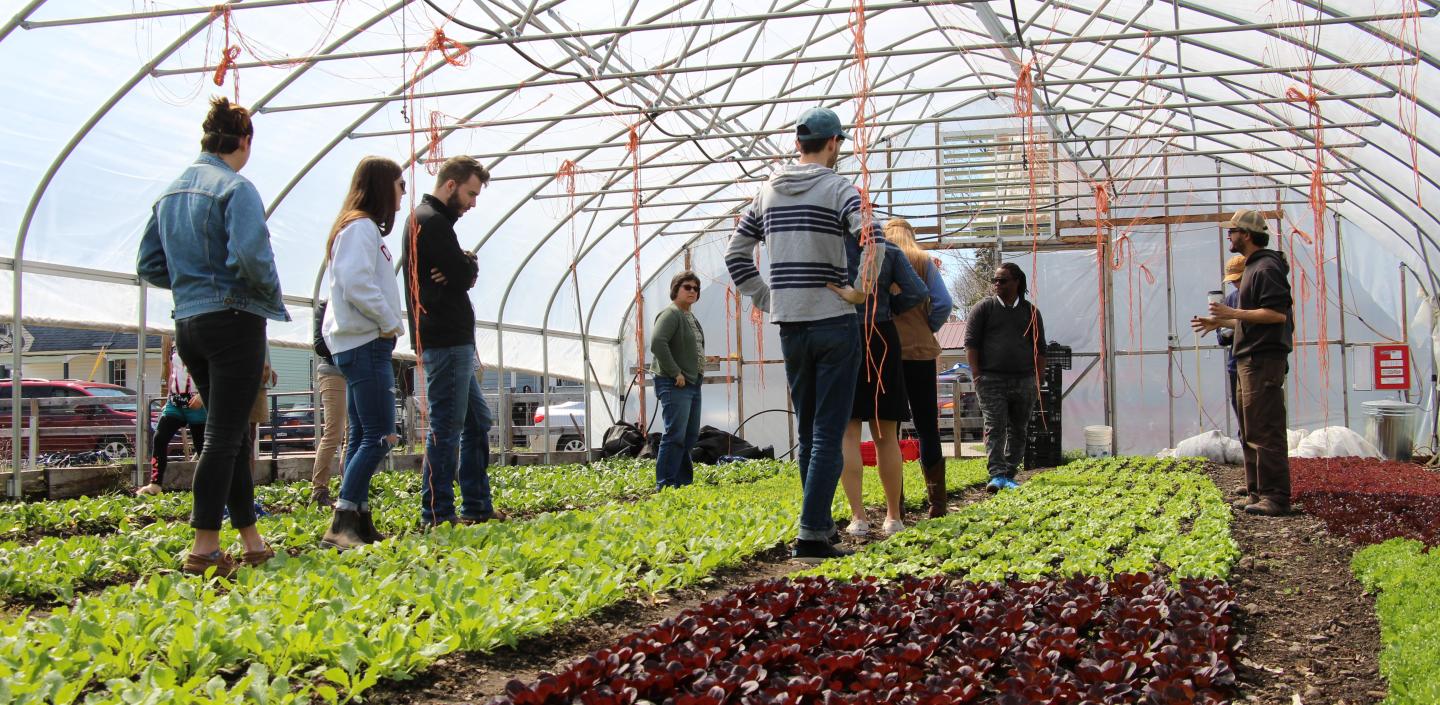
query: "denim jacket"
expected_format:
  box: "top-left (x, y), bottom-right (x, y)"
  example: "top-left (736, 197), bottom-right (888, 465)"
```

top-left (847, 239), bottom-right (928, 321)
top-left (137, 153), bottom-right (289, 322)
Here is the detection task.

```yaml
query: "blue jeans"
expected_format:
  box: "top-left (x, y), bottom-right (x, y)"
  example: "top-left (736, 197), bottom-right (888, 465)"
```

top-left (976, 374), bottom-right (1038, 479)
top-left (421, 344), bottom-right (494, 523)
top-left (779, 315), bottom-right (861, 541)
top-left (332, 337), bottom-right (396, 508)
top-left (653, 376), bottom-right (701, 488)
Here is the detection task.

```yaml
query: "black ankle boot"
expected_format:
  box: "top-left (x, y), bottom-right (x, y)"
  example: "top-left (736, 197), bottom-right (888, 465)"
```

top-left (320, 509), bottom-right (366, 550)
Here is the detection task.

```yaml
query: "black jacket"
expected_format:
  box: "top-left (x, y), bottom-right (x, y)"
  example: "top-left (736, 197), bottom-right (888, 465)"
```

top-left (1233, 248), bottom-right (1293, 360)
top-left (401, 194), bottom-right (479, 350)
top-left (963, 296), bottom-right (1046, 375)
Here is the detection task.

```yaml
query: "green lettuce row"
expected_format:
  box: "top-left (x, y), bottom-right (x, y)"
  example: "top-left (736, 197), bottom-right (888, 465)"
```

top-left (0, 457), bottom-right (983, 604)
top-left (806, 455), bottom-right (1238, 583)
top-left (0, 460), bottom-right (788, 603)
top-left (0, 458), bottom-right (777, 539)
top-left (0, 480), bottom-right (317, 539)
top-left (1352, 539), bottom-right (1440, 705)
top-left (0, 459), bottom-right (987, 705)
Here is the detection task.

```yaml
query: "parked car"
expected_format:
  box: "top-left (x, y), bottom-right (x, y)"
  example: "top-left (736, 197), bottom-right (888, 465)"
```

top-left (0, 379), bottom-right (155, 457)
top-left (527, 401), bottom-right (587, 452)
top-left (259, 408), bottom-right (316, 450)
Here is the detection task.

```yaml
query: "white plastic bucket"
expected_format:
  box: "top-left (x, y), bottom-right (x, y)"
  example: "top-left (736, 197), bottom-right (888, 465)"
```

top-left (1084, 425), bottom-right (1113, 457)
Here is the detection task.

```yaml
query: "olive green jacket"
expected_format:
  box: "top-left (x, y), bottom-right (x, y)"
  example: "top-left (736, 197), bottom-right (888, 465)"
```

top-left (650, 304), bottom-right (704, 385)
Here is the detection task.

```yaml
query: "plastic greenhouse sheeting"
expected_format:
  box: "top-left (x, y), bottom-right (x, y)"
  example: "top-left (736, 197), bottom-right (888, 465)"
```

top-left (0, 1), bottom-right (1436, 451)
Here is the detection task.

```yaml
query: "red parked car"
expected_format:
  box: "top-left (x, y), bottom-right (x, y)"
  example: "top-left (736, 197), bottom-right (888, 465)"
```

top-left (0, 379), bottom-right (155, 457)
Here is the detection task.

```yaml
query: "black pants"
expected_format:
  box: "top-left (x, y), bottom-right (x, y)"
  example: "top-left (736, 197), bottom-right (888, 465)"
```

top-left (902, 359), bottom-right (943, 468)
top-left (175, 310), bottom-right (267, 531)
top-left (150, 414), bottom-right (205, 485)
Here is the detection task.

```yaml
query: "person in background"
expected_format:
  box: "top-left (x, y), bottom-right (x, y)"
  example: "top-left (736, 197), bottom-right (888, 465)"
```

top-left (649, 271), bottom-right (706, 489)
top-left (1214, 254), bottom-right (1246, 429)
top-left (965, 262), bottom-right (1046, 493)
top-left (310, 302), bottom-right (346, 508)
top-left (838, 235), bottom-right (927, 537)
top-left (1193, 209), bottom-right (1293, 517)
top-left (402, 156), bottom-right (502, 527)
top-left (136, 96), bottom-right (284, 577)
top-left (320, 156), bottom-right (407, 549)
top-left (726, 107), bottom-right (882, 564)
top-left (137, 389), bottom-right (206, 496)
top-left (883, 217), bottom-right (954, 517)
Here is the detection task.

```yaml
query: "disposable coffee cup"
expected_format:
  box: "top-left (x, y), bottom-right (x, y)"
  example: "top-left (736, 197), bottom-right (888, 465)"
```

top-left (1206, 290), bottom-right (1224, 306)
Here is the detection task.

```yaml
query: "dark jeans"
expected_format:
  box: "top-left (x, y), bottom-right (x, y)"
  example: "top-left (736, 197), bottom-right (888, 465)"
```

top-left (421, 344), bottom-right (494, 523)
top-left (780, 315), bottom-right (861, 542)
top-left (333, 337), bottom-right (396, 508)
top-left (175, 310), bottom-right (266, 531)
top-left (902, 359), bottom-right (943, 468)
top-left (1237, 356), bottom-right (1290, 506)
top-left (653, 376), bottom-right (701, 488)
top-left (976, 373), bottom-right (1038, 479)
top-left (149, 414), bottom-right (205, 485)
top-left (1227, 368), bottom-right (1240, 437)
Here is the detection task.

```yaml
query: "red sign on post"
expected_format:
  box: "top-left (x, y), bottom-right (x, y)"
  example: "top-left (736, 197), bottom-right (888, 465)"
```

top-left (1373, 344), bottom-right (1411, 391)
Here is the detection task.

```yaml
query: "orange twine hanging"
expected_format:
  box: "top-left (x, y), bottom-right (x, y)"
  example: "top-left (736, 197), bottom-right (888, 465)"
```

top-left (212, 7), bottom-right (240, 102)
top-left (1286, 83), bottom-right (1331, 384)
top-left (627, 124), bottom-right (648, 433)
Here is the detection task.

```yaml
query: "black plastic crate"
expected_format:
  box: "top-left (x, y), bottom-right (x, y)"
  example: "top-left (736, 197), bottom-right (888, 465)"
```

top-left (1045, 342), bottom-right (1073, 370)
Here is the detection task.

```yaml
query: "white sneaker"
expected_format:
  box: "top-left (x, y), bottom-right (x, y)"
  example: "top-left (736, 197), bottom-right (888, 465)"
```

top-left (136, 483), bottom-right (162, 496)
top-left (881, 518), bottom-right (905, 536)
top-left (845, 519), bottom-right (871, 536)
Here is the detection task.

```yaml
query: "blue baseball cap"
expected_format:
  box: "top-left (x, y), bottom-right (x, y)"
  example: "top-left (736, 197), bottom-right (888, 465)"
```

top-left (795, 107), bottom-right (850, 141)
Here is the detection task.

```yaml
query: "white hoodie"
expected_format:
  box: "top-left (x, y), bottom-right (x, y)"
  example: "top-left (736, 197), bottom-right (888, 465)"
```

top-left (322, 218), bottom-right (405, 355)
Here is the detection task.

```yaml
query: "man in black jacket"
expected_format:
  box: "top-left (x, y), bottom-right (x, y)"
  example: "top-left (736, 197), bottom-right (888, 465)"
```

top-left (964, 262), bottom-right (1046, 493)
top-left (1193, 209), bottom-right (1293, 516)
top-left (402, 156), bottom-right (502, 526)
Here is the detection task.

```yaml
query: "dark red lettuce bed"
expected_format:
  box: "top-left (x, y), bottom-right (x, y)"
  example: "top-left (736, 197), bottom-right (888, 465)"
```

top-left (492, 573), bottom-right (1237, 705)
top-left (1290, 457), bottom-right (1440, 545)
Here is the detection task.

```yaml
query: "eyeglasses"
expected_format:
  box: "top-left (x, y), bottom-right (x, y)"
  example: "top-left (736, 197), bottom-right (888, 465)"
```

top-left (1226, 228), bottom-right (1244, 235)
top-left (991, 277), bottom-right (1012, 284)
top-left (681, 284), bottom-right (700, 292)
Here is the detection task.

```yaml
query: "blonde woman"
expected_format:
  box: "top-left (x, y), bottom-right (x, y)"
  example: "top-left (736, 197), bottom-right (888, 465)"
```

top-left (884, 218), bottom-right (954, 517)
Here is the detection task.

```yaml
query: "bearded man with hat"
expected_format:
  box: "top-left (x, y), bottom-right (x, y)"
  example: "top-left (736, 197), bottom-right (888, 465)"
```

top-left (1192, 209), bottom-right (1294, 517)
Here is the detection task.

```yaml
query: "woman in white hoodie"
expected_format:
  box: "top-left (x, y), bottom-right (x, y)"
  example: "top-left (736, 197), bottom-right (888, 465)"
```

top-left (319, 157), bottom-right (407, 550)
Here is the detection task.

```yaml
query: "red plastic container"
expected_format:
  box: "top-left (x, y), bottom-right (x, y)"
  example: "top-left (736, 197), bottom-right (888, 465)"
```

top-left (860, 439), bottom-right (921, 466)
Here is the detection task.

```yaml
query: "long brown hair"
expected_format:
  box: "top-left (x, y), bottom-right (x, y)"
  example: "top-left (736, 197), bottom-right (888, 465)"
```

top-left (884, 217), bottom-right (931, 279)
top-left (325, 156), bottom-right (402, 260)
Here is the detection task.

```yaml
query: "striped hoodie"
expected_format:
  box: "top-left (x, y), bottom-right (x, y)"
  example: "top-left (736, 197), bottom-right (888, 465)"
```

top-left (725, 163), bottom-right (881, 324)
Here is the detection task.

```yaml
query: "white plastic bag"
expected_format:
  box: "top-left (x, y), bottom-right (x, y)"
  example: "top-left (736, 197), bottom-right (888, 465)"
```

top-left (1286, 428), bottom-right (1309, 452)
top-left (1290, 426), bottom-right (1382, 459)
top-left (1169, 430), bottom-right (1244, 464)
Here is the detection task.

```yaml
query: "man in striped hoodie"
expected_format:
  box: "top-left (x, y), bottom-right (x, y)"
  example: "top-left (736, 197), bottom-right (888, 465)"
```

top-left (726, 107), bottom-right (880, 563)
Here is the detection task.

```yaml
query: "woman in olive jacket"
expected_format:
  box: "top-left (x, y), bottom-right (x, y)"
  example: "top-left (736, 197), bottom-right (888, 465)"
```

top-left (649, 271), bottom-right (706, 488)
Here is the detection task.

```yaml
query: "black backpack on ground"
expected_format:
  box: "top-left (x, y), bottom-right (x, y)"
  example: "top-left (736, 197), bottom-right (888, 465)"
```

top-left (601, 422), bottom-right (645, 458)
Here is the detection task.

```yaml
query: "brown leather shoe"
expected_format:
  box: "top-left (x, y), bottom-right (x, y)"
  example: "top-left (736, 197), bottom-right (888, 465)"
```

top-left (240, 543), bottom-right (276, 568)
top-left (182, 550), bottom-right (238, 578)
top-left (459, 510), bottom-right (507, 525)
top-left (1230, 495), bottom-right (1259, 510)
top-left (1244, 498), bottom-right (1291, 516)
top-left (310, 486), bottom-right (334, 508)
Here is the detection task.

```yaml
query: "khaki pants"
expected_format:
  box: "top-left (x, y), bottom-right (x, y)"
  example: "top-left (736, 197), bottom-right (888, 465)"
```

top-left (311, 372), bottom-right (348, 490)
top-left (1237, 356), bottom-right (1291, 507)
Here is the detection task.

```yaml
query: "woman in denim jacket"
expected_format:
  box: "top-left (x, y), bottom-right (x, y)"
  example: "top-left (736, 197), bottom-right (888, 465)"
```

top-left (137, 97), bottom-right (288, 577)
top-left (318, 157), bottom-right (407, 550)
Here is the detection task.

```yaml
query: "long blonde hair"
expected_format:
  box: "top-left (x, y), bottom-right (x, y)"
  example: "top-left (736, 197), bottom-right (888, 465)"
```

top-left (884, 217), bottom-right (931, 279)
